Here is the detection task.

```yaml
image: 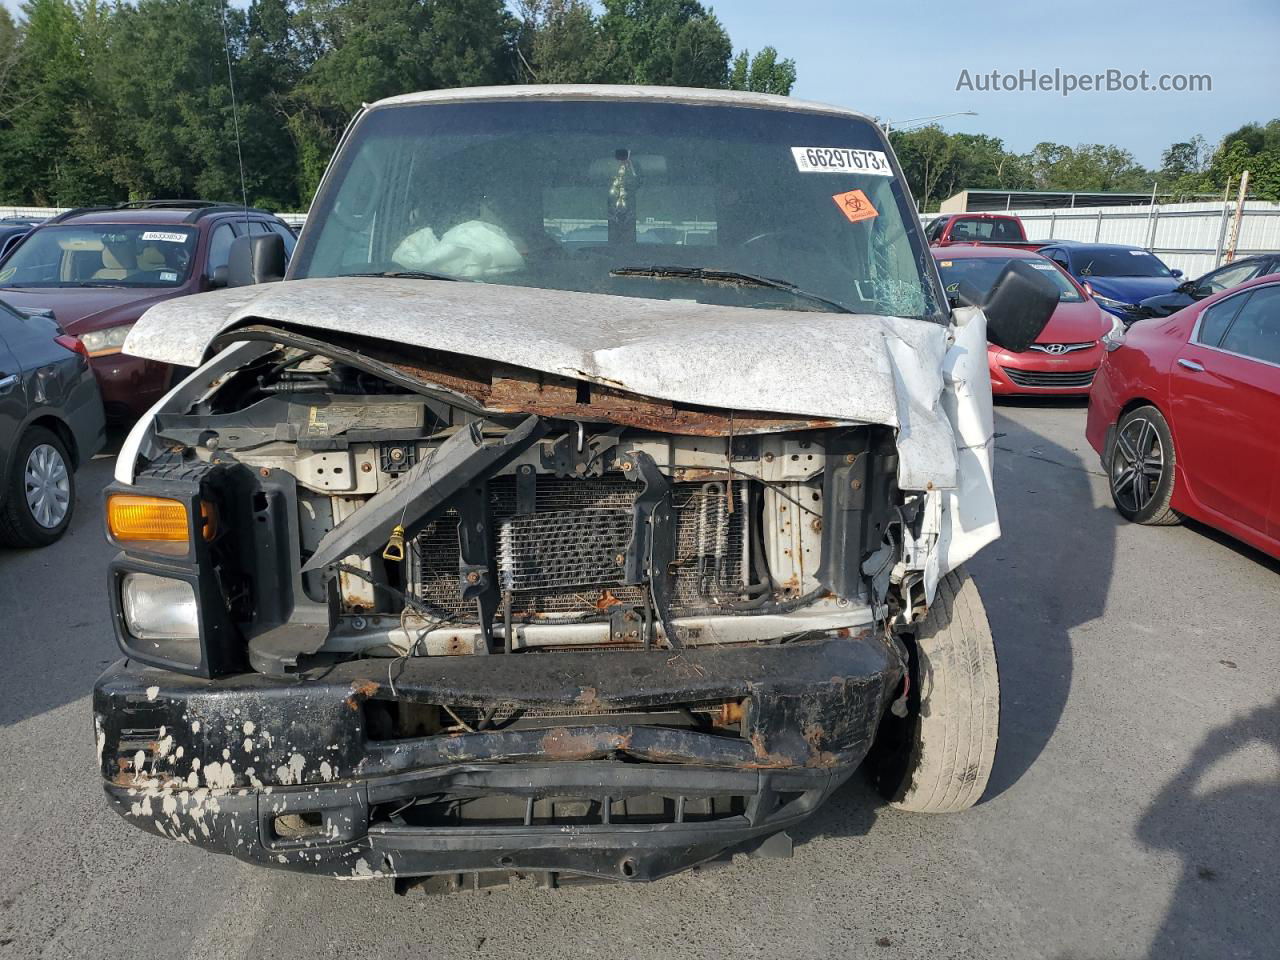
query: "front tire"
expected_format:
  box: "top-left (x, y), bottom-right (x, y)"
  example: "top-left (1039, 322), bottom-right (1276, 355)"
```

top-left (1109, 405), bottom-right (1180, 526)
top-left (871, 566), bottom-right (1000, 813)
top-left (0, 426), bottom-right (76, 548)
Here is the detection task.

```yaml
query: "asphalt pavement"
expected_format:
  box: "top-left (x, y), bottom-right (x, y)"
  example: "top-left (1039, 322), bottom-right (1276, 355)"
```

top-left (1, 402), bottom-right (1277, 960)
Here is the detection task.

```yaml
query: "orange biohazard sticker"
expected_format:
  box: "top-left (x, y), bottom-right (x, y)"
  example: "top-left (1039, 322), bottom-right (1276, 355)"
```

top-left (832, 189), bottom-right (878, 224)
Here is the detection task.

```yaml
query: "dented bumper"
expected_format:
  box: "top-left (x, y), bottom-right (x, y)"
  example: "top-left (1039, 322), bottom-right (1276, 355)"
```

top-left (95, 633), bottom-right (901, 882)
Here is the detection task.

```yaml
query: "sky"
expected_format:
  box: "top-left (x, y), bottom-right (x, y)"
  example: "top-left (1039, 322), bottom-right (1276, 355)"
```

top-left (717, 0), bottom-right (1280, 168)
top-left (3, 0), bottom-right (1276, 169)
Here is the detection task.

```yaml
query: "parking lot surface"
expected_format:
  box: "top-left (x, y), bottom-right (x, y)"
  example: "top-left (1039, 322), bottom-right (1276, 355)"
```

top-left (1, 402), bottom-right (1276, 960)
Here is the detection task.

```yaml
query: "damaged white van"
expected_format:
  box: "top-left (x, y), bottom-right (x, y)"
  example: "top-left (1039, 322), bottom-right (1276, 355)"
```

top-left (94, 86), bottom-right (1056, 889)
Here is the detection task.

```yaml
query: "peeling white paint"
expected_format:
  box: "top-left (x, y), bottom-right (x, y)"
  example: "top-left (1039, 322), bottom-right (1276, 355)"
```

top-left (94, 715), bottom-right (106, 767)
top-left (276, 753), bottom-right (306, 786)
top-left (145, 686), bottom-right (159, 701)
top-left (203, 761), bottom-right (236, 790)
top-left (242, 721), bottom-right (255, 735)
top-left (318, 760), bottom-right (334, 782)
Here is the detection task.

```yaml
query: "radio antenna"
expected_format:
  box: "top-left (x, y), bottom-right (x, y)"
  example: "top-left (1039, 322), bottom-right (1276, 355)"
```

top-left (217, 1), bottom-right (249, 227)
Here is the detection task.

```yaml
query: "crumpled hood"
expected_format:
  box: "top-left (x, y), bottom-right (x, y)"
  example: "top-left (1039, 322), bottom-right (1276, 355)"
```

top-left (125, 277), bottom-right (960, 491)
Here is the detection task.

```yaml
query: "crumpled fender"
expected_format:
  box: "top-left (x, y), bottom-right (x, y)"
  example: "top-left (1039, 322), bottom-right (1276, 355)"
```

top-left (908, 305), bottom-right (1000, 601)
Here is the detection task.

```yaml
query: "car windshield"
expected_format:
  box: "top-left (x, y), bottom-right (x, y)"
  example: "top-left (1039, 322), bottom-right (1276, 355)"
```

top-left (936, 256), bottom-right (1083, 303)
top-left (293, 99), bottom-right (943, 321)
top-left (0, 224), bottom-right (197, 288)
top-left (1073, 248), bottom-right (1172, 278)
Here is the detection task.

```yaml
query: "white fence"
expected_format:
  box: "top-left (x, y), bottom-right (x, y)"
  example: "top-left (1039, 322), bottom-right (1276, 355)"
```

top-left (988, 201), bottom-right (1280, 277)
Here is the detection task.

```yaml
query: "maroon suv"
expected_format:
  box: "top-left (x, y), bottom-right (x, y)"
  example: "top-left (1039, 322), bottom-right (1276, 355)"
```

top-left (0, 201), bottom-right (296, 421)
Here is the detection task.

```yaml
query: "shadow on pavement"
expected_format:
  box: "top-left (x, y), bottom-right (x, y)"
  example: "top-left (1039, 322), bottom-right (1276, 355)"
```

top-left (1178, 517), bottom-right (1280, 575)
top-left (794, 402), bottom-right (1115, 844)
top-left (1137, 697), bottom-right (1280, 959)
top-left (0, 432), bottom-right (126, 728)
top-left (975, 406), bottom-right (1116, 801)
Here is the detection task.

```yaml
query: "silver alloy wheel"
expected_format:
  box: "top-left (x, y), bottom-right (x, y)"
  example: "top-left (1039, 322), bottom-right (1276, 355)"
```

top-left (24, 442), bottom-right (71, 529)
top-left (1111, 416), bottom-right (1164, 513)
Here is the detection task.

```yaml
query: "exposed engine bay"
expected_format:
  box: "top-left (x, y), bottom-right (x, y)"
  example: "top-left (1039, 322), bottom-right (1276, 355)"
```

top-left (128, 326), bottom-right (921, 679)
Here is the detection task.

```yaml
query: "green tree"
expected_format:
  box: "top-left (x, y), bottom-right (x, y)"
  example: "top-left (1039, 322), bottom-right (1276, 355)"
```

top-left (889, 125), bottom-right (956, 211)
top-left (727, 46), bottom-right (795, 95)
top-left (598, 0), bottom-right (731, 87)
top-left (1208, 120), bottom-right (1280, 202)
top-left (0, 0), bottom-right (107, 204)
top-left (514, 0), bottom-right (610, 84)
top-left (0, 6), bottom-right (21, 119)
top-left (1025, 142), bottom-right (1150, 193)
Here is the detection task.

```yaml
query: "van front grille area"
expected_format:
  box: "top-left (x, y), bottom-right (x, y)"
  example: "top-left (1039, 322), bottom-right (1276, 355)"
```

top-left (409, 475), bottom-right (751, 622)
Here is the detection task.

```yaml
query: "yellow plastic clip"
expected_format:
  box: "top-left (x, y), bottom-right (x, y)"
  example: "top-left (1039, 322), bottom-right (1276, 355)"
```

top-left (382, 523), bottom-right (406, 562)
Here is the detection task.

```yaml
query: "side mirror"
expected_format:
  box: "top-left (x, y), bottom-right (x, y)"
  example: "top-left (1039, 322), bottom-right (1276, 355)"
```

top-left (1171, 268), bottom-right (1184, 278)
top-left (978, 260), bottom-right (1059, 353)
top-left (227, 233), bottom-right (286, 287)
top-left (209, 265), bottom-right (229, 289)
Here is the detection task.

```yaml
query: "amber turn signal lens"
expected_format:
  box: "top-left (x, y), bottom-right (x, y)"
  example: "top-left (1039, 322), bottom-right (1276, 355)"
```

top-left (106, 495), bottom-right (214, 556)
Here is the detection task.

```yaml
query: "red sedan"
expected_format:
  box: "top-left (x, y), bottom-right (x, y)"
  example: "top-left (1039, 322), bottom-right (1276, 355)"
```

top-left (934, 247), bottom-right (1118, 396)
top-left (1087, 274), bottom-right (1280, 559)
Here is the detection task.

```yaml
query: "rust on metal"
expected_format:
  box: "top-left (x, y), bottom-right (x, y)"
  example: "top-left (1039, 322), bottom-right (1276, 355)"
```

top-left (540, 727), bottom-right (631, 760)
top-left (746, 731), bottom-right (792, 769)
top-left (372, 344), bottom-right (839, 437)
top-left (344, 678), bottom-right (380, 711)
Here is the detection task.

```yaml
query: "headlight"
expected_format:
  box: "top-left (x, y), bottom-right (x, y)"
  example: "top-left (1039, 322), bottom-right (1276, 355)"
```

top-left (1091, 293), bottom-right (1133, 311)
top-left (79, 323), bottom-right (135, 357)
top-left (1101, 314), bottom-right (1127, 352)
top-left (121, 572), bottom-right (199, 640)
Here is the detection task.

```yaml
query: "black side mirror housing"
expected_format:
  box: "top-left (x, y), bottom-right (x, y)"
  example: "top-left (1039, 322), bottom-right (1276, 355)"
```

top-left (1171, 268), bottom-right (1184, 278)
top-left (209, 264), bottom-right (229, 289)
top-left (227, 233), bottom-right (287, 287)
top-left (978, 259), bottom-right (1059, 353)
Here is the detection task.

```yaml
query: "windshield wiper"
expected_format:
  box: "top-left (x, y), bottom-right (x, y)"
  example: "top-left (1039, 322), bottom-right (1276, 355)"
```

top-left (610, 265), bottom-right (855, 314)
top-left (340, 270), bottom-right (465, 282)
top-left (3, 281), bottom-right (130, 289)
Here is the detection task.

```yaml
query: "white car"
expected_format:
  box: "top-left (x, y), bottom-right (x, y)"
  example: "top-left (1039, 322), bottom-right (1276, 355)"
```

top-left (94, 85), bottom-right (1056, 888)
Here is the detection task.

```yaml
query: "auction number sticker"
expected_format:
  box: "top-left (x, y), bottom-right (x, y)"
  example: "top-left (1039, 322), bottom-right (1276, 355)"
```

top-left (792, 147), bottom-right (893, 175)
top-left (141, 231), bottom-right (188, 243)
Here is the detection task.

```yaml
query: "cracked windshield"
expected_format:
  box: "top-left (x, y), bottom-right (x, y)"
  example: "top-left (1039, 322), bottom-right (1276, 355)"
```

top-left (294, 100), bottom-right (941, 320)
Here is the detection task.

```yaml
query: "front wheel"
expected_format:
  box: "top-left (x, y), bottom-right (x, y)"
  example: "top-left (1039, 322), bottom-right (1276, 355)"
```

top-left (870, 566), bottom-right (1000, 813)
top-left (0, 426), bottom-right (76, 548)
top-left (1109, 405), bottom-right (1180, 526)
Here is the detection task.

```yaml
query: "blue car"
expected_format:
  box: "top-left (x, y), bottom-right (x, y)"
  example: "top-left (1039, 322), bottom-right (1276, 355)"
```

top-left (1037, 242), bottom-right (1182, 324)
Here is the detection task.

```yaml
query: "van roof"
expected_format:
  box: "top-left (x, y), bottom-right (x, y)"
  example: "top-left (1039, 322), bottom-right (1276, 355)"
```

top-left (371, 84), bottom-right (876, 125)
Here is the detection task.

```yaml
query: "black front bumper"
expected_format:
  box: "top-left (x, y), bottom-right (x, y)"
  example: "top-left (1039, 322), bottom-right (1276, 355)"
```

top-left (96, 634), bottom-right (900, 883)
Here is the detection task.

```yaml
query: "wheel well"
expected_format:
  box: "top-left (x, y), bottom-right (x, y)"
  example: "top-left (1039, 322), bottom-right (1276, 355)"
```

top-left (28, 415), bottom-right (79, 469)
top-left (1118, 396), bottom-right (1163, 422)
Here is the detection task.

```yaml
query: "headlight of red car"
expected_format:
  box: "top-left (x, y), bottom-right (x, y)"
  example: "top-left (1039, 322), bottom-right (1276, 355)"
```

top-left (79, 322), bottom-right (135, 357)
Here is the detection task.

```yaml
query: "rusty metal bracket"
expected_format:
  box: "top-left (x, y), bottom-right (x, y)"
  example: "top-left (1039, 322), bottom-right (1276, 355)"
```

top-left (620, 452), bottom-right (682, 650)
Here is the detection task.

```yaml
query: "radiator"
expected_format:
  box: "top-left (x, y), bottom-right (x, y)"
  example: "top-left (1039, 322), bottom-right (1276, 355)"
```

top-left (409, 475), bottom-right (750, 621)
